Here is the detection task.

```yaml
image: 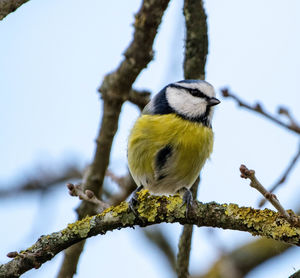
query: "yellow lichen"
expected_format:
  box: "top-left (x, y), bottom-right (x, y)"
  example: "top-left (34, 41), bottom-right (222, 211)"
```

top-left (225, 203), bottom-right (300, 242)
top-left (100, 201), bottom-right (129, 217)
top-left (166, 194), bottom-right (185, 220)
top-left (62, 216), bottom-right (93, 239)
top-left (136, 190), bottom-right (161, 222)
top-left (98, 202), bottom-right (133, 226)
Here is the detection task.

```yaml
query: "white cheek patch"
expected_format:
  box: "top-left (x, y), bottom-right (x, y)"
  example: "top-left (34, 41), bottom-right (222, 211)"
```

top-left (166, 87), bottom-right (207, 118)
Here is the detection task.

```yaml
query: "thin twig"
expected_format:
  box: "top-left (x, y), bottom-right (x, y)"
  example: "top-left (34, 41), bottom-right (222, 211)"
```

top-left (240, 164), bottom-right (300, 226)
top-left (259, 144), bottom-right (300, 207)
top-left (67, 183), bottom-right (109, 211)
top-left (221, 88), bottom-right (300, 134)
top-left (278, 106), bottom-right (299, 129)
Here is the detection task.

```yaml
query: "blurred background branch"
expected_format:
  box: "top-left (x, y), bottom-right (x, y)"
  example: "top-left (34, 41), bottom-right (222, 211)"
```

top-left (258, 143), bottom-right (300, 207)
top-left (57, 1), bottom-right (171, 277)
top-left (176, 0), bottom-right (209, 277)
top-left (196, 238), bottom-right (290, 278)
top-left (0, 163), bottom-right (82, 198)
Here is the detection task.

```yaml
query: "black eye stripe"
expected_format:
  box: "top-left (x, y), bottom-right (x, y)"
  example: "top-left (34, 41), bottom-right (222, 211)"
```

top-left (189, 88), bottom-right (209, 99)
top-left (169, 84), bottom-right (209, 100)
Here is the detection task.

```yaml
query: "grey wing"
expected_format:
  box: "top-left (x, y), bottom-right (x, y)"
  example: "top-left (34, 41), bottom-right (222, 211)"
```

top-left (149, 144), bottom-right (183, 195)
top-left (154, 144), bottom-right (173, 181)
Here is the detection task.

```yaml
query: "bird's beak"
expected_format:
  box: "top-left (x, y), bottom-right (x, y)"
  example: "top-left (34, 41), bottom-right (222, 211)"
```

top-left (208, 97), bottom-right (220, 106)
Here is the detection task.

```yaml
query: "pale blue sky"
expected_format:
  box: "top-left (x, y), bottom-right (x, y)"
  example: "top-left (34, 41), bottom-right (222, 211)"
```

top-left (1, 1), bottom-right (300, 277)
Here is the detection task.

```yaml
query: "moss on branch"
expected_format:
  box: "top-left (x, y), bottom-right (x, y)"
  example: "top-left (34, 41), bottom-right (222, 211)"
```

top-left (1, 191), bottom-right (299, 277)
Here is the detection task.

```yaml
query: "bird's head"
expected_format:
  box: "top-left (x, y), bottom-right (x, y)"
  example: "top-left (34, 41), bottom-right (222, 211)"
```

top-left (144, 80), bottom-right (220, 127)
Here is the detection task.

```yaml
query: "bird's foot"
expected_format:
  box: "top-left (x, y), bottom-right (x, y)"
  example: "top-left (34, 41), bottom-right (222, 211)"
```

top-left (179, 187), bottom-right (193, 218)
top-left (129, 185), bottom-right (145, 223)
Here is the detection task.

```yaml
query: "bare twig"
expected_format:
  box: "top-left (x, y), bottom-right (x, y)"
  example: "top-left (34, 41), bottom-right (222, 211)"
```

top-left (240, 164), bottom-right (300, 226)
top-left (58, 172), bottom-right (135, 278)
top-left (2, 194), bottom-right (300, 277)
top-left (278, 106), bottom-right (299, 129)
top-left (259, 144), bottom-right (300, 207)
top-left (221, 88), bottom-right (300, 134)
top-left (67, 183), bottom-right (109, 211)
top-left (128, 89), bottom-right (151, 111)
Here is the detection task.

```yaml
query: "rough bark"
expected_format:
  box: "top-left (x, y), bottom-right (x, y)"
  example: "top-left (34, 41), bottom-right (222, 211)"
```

top-left (177, 0), bottom-right (209, 276)
top-left (183, 0), bottom-right (208, 80)
top-left (57, 0), bottom-right (170, 276)
top-left (1, 192), bottom-right (300, 278)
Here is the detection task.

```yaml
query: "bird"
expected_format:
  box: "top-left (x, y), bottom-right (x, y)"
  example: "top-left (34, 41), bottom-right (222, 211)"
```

top-left (127, 80), bottom-right (220, 211)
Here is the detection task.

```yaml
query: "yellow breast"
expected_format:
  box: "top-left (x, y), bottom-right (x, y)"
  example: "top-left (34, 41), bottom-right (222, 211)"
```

top-left (127, 114), bottom-right (214, 193)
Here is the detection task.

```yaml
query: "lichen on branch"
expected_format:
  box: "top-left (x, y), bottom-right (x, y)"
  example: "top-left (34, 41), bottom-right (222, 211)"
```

top-left (1, 191), bottom-right (300, 278)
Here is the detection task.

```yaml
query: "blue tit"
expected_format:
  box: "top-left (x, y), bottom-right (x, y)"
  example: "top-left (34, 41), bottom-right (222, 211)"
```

top-left (127, 80), bottom-right (220, 202)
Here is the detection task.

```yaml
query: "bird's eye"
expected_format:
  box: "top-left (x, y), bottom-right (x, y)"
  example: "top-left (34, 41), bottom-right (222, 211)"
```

top-left (189, 89), bottom-right (207, 99)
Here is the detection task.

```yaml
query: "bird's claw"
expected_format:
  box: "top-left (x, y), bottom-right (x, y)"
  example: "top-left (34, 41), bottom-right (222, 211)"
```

top-left (182, 188), bottom-right (193, 218)
top-left (128, 185), bottom-right (145, 223)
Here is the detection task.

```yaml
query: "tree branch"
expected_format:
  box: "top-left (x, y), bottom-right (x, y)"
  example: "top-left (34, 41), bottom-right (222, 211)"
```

top-left (0, 164), bottom-right (82, 198)
top-left (198, 238), bottom-right (290, 278)
top-left (67, 183), bottom-right (109, 211)
top-left (143, 227), bottom-right (176, 273)
top-left (128, 89), bottom-right (151, 111)
top-left (183, 0), bottom-right (208, 80)
top-left (221, 88), bottom-right (300, 134)
top-left (177, 0), bottom-right (209, 276)
top-left (290, 269), bottom-right (300, 278)
top-left (2, 191), bottom-right (300, 278)
top-left (83, 0), bottom-right (171, 200)
top-left (176, 177), bottom-right (199, 278)
top-left (0, 0), bottom-right (29, 20)
top-left (58, 1), bottom-right (171, 276)
top-left (259, 143), bottom-right (300, 207)
top-left (240, 164), bottom-right (300, 227)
